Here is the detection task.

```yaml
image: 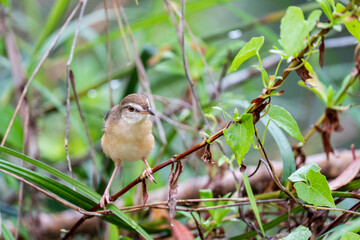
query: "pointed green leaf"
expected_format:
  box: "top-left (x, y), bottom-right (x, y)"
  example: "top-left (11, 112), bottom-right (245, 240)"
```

top-left (1, 219), bottom-right (15, 240)
top-left (223, 114), bottom-right (254, 165)
top-left (282, 225), bottom-right (311, 240)
top-left (0, 145), bottom-right (100, 201)
top-left (289, 163), bottom-right (321, 182)
top-left (336, 3), bottom-right (360, 43)
top-left (267, 105), bottom-right (304, 142)
top-left (279, 7), bottom-right (321, 57)
top-left (316, 0), bottom-right (333, 21)
top-left (242, 173), bottom-right (265, 236)
top-left (108, 205), bottom-right (152, 240)
top-left (294, 170), bottom-right (336, 208)
top-left (0, 159), bottom-right (96, 210)
top-left (340, 232), bottom-right (360, 240)
top-left (228, 36), bottom-right (264, 73)
top-left (261, 116), bottom-right (296, 184)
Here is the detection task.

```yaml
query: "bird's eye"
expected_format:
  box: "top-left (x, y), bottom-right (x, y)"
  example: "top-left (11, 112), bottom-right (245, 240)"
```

top-left (128, 106), bottom-right (135, 112)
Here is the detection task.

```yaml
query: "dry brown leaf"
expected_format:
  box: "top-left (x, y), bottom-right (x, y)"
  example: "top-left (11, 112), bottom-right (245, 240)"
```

top-left (319, 36), bottom-right (325, 68)
top-left (168, 161), bottom-right (183, 225)
top-left (142, 180), bottom-right (148, 205)
top-left (169, 219), bottom-right (194, 240)
top-left (201, 143), bottom-right (214, 164)
top-left (329, 157), bottom-right (360, 190)
top-left (296, 64), bottom-right (313, 87)
top-left (317, 108), bottom-right (344, 159)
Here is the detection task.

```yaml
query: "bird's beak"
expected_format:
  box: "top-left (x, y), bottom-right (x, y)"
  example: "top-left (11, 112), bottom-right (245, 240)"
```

top-left (146, 108), bottom-right (155, 116)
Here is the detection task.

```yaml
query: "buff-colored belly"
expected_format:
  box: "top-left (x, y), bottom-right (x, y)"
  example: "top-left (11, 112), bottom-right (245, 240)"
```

top-left (101, 119), bottom-right (154, 165)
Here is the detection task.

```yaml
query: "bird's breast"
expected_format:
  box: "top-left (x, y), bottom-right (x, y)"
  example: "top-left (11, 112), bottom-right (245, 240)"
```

top-left (101, 118), bottom-right (154, 163)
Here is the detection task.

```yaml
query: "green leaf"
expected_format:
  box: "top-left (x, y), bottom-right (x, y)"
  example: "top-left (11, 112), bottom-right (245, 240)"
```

top-left (261, 116), bottom-right (296, 184)
top-left (281, 225), bottom-right (311, 240)
top-left (307, 10), bottom-right (323, 32)
top-left (1, 219), bottom-right (15, 240)
top-left (109, 223), bottom-right (120, 240)
top-left (316, 0), bottom-right (333, 21)
top-left (326, 218), bottom-right (360, 240)
top-left (228, 36), bottom-right (264, 73)
top-left (231, 206), bottom-right (303, 239)
top-left (0, 159), bottom-right (96, 210)
top-left (0, 0), bottom-right (11, 8)
top-left (223, 114), bottom-right (254, 165)
top-left (0, 154), bottom-right (151, 238)
top-left (252, 65), bottom-right (269, 85)
top-left (294, 169), bottom-right (336, 208)
top-left (327, 85), bottom-right (335, 107)
top-left (341, 232), bottom-right (360, 240)
top-left (0, 145), bottom-right (100, 202)
top-left (233, 108), bottom-right (240, 122)
top-left (289, 163), bottom-right (321, 182)
top-left (242, 173), bottom-right (265, 237)
top-left (267, 105), bottom-right (304, 142)
top-left (279, 7), bottom-right (321, 57)
top-left (199, 189), bottom-right (215, 217)
top-left (108, 205), bottom-right (152, 240)
top-left (336, 3), bottom-right (360, 43)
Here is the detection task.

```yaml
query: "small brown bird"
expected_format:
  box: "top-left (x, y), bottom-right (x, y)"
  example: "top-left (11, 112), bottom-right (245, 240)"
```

top-left (100, 93), bottom-right (155, 208)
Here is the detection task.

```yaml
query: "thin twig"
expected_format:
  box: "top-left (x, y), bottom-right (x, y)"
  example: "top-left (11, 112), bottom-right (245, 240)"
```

top-left (112, 0), bottom-right (131, 63)
top-left (180, 0), bottom-right (211, 130)
top-left (65, 0), bottom-right (88, 181)
top-left (1, 1), bottom-right (83, 147)
top-left (190, 211), bottom-right (204, 240)
top-left (69, 71), bottom-right (98, 189)
top-left (168, 2), bottom-right (220, 101)
top-left (304, 204), bottom-right (360, 216)
top-left (118, 6), bottom-right (167, 145)
top-left (103, 0), bottom-right (114, 108)
top-left (0, 169), bottom-right (82, 214)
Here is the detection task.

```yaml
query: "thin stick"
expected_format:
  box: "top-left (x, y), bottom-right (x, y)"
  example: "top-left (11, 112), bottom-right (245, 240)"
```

top-left (118, 6), bottom-right (167, 144)
top-left (1, 1), bottom-right (82, 147)
top-left (0, 169), bottom-right (81, 214)
top-left (162, 0), bottom-right (199, 129)
top-left (190, 211), bottom-right (204, 240)
top-left (103, 0), bottom-right (114, 108)
top-left (168, 2), bottom-right (220, 101)
top-left (180, 0), bottom-right (211, 130)
top-left (112, 0), bottom-right (131, 63)
top-left (65, 0), bottom-right (88, 181)
top-left (69, 71), bottom-right (98, 189)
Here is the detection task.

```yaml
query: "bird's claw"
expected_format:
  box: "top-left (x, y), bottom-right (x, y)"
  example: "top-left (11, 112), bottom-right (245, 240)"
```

top-left (100, 191), bottom-right (112, 209)
top-left (141, 167), bottom-right (155, 183)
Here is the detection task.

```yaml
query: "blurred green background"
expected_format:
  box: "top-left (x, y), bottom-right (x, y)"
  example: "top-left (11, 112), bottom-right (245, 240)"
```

top-left (0, 0), bottom-right (359, 237)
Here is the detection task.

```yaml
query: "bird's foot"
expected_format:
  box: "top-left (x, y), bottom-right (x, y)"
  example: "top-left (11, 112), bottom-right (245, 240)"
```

top-left (100, 191), bottom-right (112, 209)
top-left (141, 167), bottom-right (155, 183)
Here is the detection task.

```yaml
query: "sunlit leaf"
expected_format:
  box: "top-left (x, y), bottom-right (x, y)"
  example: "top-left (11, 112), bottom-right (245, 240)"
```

top-left (267, 105), bottom-right (304, 142)
top-left (282, 225), bottom-right (311, 240)
top-left (242, 173), bottom-right (265, 236)
top-left (294, 169), bottom-right (336, 208)
top-left (336, 3), bottom-right (360, 43)
top-left (289, 163), bottom-right (321, 182)
top-left (279, 7), bottom-right (321, 57)
top-left (223, 114), bottom-right (254, 165)
top-left (1, 219), bottom-right (15, 240)
top-left (261, 116), bottom-right (296, 184)
top-left (340, 232), bottom-right (360, 240)
top-left (316, 0), bottom-right (333, 21)
top-left (228, 36), bottom-right (264, 73)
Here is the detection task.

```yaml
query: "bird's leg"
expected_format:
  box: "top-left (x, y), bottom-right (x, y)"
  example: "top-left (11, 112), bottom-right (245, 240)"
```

top-left (141, 158), bottom-right (155, 183)
top-left (100, 164), bottom-right (120, 209)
